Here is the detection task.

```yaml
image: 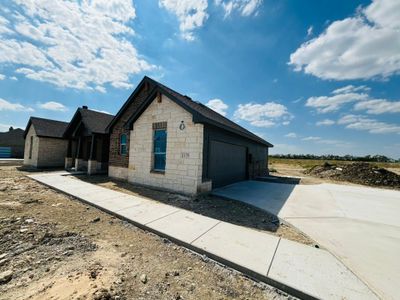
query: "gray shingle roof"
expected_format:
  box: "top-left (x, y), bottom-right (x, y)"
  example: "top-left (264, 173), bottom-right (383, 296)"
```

top-left (24, 117), bottom-right (69, 139)
top-left (64, 108), bottom-right (114, 137)
top-left (116, 76), bottom-right (273, 147)
top-left (0, 128), bottom-right (25, 146)
top-left (78, 108), bottom-right (114, 134)
top-left (151, 78), bottom-right (273, 147)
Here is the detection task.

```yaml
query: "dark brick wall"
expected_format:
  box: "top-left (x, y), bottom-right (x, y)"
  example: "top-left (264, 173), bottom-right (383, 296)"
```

top-left (109, 84), bottom-right (154, 168)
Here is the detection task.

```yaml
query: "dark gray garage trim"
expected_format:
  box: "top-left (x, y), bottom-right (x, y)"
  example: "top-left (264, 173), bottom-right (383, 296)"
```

top-left (203, 124), bottom-right (270, 188)
top-left (208, 140), bottom-right (247, 188)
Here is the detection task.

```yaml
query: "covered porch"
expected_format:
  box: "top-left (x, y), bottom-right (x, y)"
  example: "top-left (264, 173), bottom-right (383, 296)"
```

top-left (65, 134), bottom-right (109, 174)
top-left (63, 106), bottom-right (114, 175)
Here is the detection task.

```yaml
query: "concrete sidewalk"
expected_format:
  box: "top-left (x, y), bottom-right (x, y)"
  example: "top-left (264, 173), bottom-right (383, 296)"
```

top-left (28, 172), bottom-right (378, 300)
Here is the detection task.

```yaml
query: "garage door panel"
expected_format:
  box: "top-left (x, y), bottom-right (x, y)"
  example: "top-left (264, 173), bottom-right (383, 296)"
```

top-left (209, 140), bottom-right (246, 188)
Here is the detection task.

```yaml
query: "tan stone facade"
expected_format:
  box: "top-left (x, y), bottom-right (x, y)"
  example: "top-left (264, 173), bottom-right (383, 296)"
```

top-left (126, 95), bottom-right (206, 195)
top-left (109, 165), bottom-right (129, 181)
top-left (23, 125), bottom-right (68, 168)
top-left (23, 125), bottom-right (39, 167)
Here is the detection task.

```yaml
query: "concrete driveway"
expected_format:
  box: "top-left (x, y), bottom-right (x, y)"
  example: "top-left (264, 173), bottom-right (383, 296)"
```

top-left (213, 181), bottom-right (400, 300)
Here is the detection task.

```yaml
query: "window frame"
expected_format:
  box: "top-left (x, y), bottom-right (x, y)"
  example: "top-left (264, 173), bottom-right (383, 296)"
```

top-left (119, 133), bottom-right (127, 156)
top-left (29, 136), bottom-right (33, 159)
top-left (153, 128), bottom-right (167, 172)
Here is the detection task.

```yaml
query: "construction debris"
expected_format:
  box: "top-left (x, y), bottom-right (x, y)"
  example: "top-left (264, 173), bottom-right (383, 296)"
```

top-left (306, 162), bottom-right (400, 189)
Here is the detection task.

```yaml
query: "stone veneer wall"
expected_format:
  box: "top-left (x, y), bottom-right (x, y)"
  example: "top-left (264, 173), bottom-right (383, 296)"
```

top-left (23, 125), bottom-right (68, 168)
top-left (37, 137), bottom-right (68, 168)
top-left (109, 165), bottom-right (129, 180)
top-left (23, 125), bottom-right (39, 167)
top-left (128, 95), bottom-right (204, 195)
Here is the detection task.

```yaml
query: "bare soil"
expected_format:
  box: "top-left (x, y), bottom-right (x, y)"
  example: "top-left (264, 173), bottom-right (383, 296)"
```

top-left (270, 159), bottom-right (400, 189)
top-left (305, 162), bottom-right (400, 189)
top-left (0, 166), bottom-right (296, 300)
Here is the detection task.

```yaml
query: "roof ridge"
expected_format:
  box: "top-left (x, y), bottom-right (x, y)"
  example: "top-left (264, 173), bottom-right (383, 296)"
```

top-left (144, 76), bottom-right (272, 146)
top-left (30, 116), bottom-right (69, 124)
top-left (78, 107), bottom-right (114, 117)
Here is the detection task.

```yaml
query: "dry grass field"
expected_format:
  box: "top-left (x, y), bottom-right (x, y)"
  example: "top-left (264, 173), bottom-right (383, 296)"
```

top-left (269, 157), bottom-right (400, 170)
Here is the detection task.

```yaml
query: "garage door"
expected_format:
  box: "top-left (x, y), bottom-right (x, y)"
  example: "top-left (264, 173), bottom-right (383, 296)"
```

top-left (209, 140), bottom-right (247, 188)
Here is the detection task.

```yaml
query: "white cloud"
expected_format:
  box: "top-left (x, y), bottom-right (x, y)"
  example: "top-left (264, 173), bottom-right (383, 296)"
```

top-left (0, 98), bottom-right (33, 112)
top-left (306, 85), bottom-right (400, 115)
top-left (289, 0), bottom-right (400, 80)
top-left (307, 26), bottom-right (313, 36)
top-left (38, 101), bottom-right (67, 112)
top-left (332, 85), bottom-right (370, 95)
top-left (338, 114), bottom-right (400, 134)
top-left (0, 74), bottom-right (5, 80)
top-left (159, 0), bottom-right (208, 41)
top-left (316, 119), bottom-right (335, 126)
top-left (95, 86), bottom-right (106, 93)
top-left (0, 0), bottom-right (154, 92)
top-left (306, 91), bottom-right (368, 113)
top-left (215, 0), bottom-right (263, 17)
top-left (206, 98), bottom-right (229, 116)
top-left (10, 76), bottom-right (18, 81)
top-left (302, 136), bottom-right (321, 141)
top-left (234, 101), bottom-right (293, 127)
top-left (353, 99), bottom-right (400, 114)
top-left (285, 132), bottom-right (297, 138)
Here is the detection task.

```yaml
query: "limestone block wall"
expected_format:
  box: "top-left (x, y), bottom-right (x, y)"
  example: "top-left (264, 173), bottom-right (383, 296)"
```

top-left (128, 95), bottom-right (204, 195)
top-left (23, 125), bottom-right (39, 167)
top-left (109, 165), bottom-right (129, 181)
top-left (37, 137), bottom-right (68, 168)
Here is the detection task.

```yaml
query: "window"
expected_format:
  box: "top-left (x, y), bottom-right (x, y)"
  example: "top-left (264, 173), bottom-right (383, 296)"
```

top-left (120, 134), bottom-right (127, 155)
top-left (29, 136), bottom-right (33, 159)
top-left (153, 129), bottom-right (167, 171)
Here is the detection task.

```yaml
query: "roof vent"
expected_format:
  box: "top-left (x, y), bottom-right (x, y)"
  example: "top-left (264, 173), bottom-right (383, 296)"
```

top-left (82, 105), bottom-right (88, 109)
top-left (184, 95), bottom-right (192, 100)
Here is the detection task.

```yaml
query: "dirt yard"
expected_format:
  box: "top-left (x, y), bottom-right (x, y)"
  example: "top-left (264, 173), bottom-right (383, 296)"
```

top-left (269, 158), bottom-right (400, 189)
top-left (0, 166), bottom-right (296, 300)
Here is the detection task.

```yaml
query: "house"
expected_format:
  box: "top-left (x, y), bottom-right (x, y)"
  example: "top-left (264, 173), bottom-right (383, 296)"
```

top-left (0, 127), bottom-right (25, 158)
top-left (23, 117), bottom-right (69, 168)
top-left (107, 76), bottom-right (273, 195)
top-left (63, 106), bottom-right (114, 174)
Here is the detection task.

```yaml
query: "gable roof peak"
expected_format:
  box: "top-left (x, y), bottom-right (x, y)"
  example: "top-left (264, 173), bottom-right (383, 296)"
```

top-left (117, 76), bottom-right (272, 147)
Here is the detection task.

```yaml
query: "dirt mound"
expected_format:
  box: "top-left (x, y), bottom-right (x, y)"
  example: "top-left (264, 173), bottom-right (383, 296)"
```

top-left (306, 162), bottom-right (400, 189)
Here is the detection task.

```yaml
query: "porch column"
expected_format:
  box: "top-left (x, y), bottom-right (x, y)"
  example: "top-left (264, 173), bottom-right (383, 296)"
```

top-left (65, 139), bottom-right (73, 169)
top-left (75, 137), bottom-right (83, 170)
top-left (88, 135), bottom-right (98, 175)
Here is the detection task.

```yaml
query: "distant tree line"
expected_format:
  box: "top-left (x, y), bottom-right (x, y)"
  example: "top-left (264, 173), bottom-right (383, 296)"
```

top-left (270, 154), bottom-right (399, 163)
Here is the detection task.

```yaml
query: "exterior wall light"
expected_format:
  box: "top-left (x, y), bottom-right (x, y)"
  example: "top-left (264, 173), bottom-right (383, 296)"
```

top-left (179, 121), bottom-right (186, 130)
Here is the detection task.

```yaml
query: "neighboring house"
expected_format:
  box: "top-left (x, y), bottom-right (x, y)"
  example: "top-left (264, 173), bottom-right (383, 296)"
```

top-left (63, 106), bottom-right (114, 174)
top-left (0, 127), bottom-right (25, 158)
top-left (107, 76), bottom-right (273, 195)
top-left (23, 117), bottom-right (69, 168)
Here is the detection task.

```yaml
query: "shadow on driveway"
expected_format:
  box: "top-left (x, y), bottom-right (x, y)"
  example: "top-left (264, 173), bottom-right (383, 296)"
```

top-left (212, 180), bottom-right (298, 216)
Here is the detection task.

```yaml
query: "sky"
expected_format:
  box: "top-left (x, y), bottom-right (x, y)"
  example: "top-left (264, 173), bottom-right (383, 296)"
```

top-left (0, 0), bottom-right (399, 158)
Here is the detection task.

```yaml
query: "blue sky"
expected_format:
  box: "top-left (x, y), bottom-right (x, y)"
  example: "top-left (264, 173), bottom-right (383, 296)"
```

top-left (0, 0), bottom-right (399, 158)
